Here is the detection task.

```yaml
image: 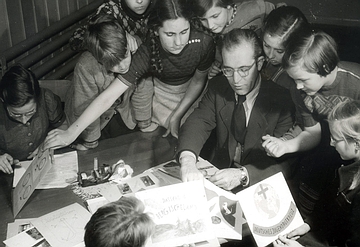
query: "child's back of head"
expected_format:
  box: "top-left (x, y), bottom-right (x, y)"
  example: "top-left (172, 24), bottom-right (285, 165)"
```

top-left (84, 196), bottom-right (154, 247)
top-left (282, 29), bottom-right (339, 76)
top-left (84, 14), bottom-right (128, 71)
top-left (0, 64), bottom-right (41, 107)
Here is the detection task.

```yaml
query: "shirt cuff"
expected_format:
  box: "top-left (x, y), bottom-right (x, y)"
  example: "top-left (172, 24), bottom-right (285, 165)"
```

top-left (239, 166), bottom-right (249, 187)
top-left (179, 151), bottom-right (197, 164)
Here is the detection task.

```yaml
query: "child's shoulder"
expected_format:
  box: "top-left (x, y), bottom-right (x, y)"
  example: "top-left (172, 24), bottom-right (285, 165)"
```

top-left (237, 0), bottom-right (268, 10)
top-left (189, 28), bottom-right (214, 44)
top-left (338, 61), bottom-right (360, 76)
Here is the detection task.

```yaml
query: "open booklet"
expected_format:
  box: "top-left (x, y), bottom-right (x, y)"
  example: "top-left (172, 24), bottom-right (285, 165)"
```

top-left (237, 172), bottom-right (304, 247)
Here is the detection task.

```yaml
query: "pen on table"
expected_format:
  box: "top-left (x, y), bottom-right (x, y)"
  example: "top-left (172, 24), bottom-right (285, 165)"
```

top-left (93, 157), bottom-right (100, 178)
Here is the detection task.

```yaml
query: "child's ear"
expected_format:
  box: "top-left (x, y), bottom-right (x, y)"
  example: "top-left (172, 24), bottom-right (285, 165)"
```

top-left (355, 142), bottom-right (360, 152)
top-left (256, 56), bottom-right (265, 71)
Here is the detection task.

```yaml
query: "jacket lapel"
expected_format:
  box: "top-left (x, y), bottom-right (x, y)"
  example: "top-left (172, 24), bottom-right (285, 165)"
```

top-left (218, 87), bottom-right (237, 163)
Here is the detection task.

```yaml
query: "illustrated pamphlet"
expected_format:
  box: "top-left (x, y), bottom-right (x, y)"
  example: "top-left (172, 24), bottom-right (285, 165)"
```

top-left (236, 172), bottom-right (304, 247)
top-left (12, 146), bottom-right (54, 216)
top-left (203, 179), bottom-right (243, 240)
top-left (135, 181), bottom-right (219, 247)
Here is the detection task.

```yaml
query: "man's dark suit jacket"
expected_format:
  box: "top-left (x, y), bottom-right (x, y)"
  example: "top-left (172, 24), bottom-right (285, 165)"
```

top-left (178, 74), bottom-right (297, 187)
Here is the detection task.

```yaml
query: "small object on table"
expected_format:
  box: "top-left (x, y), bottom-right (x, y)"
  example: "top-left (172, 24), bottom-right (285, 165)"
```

top-left (78, 159), bottom-right (133, 187)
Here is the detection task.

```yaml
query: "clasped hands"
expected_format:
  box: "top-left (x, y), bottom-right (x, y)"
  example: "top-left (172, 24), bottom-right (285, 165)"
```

top-left (262, 134), bottom-right (289, 158)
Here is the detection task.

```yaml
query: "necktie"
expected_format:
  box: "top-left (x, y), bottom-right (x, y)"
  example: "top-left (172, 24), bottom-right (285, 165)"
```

top-left (232, 95), bottom-right (247, 145)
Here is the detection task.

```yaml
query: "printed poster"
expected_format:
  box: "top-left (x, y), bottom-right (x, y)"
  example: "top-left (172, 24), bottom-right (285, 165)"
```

top-left (236, 172), bottom-right (304, 247)
top-left (135, 181), bottom-right (219, 247)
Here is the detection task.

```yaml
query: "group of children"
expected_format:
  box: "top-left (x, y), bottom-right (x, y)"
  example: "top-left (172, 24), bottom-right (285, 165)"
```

top-left (1, 0), bottom-right (360, 246)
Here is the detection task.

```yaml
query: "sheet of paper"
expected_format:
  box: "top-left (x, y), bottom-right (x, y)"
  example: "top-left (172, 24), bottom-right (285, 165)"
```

top-left (236, 172), bottom-right (304, 247)
top-left (203, 179), bottom-right (243, 240)
top-left (31, 203), bottom-right (91, 247)
top-left (13, 151), bottom-right (78, 189)
top-left (136, 180), bottom-right (219, 247)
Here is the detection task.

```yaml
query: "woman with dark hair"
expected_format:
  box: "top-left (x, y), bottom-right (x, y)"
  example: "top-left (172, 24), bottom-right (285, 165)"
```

top-left (44, 0), bottom-right (215, 150)
top-left (0, 65), bottom-right (67, 173)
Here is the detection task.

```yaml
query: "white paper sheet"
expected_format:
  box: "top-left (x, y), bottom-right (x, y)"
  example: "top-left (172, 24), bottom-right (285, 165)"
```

top-left (31, 203), bottom-right (91, 247)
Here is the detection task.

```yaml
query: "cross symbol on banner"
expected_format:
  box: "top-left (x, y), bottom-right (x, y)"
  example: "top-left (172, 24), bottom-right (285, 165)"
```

top-left (258, 184), bottom-right (269, 199)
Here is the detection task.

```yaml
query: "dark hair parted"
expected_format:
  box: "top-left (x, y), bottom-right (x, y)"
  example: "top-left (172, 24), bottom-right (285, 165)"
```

top-left (147, 0), bottom-right (194, 76)
top-left (85, 14), bottom-right (128, 71)
top-left (84, 196), bottom-right (154, 247)
top-left (220, 28), bottom-right (263, 59)
top-left (263, 6), bottom-right (309, 48)
top-left (0, 64), bottom-right (41, 107)
top-left (282, 29), bottom-right (339, 76)
top-left (191, 0), bottom-right (234, 18)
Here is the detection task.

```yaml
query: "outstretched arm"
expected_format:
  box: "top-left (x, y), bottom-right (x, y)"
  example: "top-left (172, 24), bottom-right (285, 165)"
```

top-left (262, 123), bottom-right (321, 157)
top-left (163, 69), bottom-right (208, 138)
top-left (43, 78), bottom-right (129, 150)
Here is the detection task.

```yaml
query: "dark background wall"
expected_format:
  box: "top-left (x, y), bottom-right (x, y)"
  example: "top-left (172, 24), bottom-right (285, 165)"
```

top-left (271, 0), bottom-right (360, 63)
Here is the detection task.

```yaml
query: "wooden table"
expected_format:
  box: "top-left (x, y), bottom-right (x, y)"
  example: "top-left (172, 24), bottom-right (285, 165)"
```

top-left (0, 127), bottom-right (177, 246)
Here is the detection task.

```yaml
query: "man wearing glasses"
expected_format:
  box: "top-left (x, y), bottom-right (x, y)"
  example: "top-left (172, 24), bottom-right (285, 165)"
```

top-left (177, 28), bottom-right (297, 192)
top-left (0, 65), bottom-right (67, 174)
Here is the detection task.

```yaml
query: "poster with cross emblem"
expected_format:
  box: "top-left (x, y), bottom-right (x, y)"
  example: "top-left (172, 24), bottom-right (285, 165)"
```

top-left (12, 144), bottom-right (54, 216)
top-left (236, 172), bottom-right (304, 247)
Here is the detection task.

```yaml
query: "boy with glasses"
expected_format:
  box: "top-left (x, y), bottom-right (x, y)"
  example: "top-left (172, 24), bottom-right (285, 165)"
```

top-left (177, 28), bottom-right (296, 192)
top-left (0, 65), bottom-right (67, 174)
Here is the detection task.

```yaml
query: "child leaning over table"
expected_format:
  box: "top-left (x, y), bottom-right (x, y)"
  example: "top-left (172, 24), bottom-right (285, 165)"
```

top-left (84, 196), bottom-right (154, 247)
top-left (65, 14), bottom-right (136, 151)
top-left (0, 65), bottom-right (67, 174)
top-left (273, 100), bottom-right (360, 247)
top-left (262, 29), bottom-right (360, 217)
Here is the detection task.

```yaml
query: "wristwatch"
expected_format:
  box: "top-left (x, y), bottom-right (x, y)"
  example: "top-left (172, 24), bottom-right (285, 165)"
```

top-left (239, 166), bottom-right (249, 187)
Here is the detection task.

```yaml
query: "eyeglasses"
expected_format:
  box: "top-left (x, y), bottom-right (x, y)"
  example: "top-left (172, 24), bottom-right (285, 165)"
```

top-left (7, 107), bottom-right (37, 119)
top-left (222, 60), bottom-right (256, 78)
